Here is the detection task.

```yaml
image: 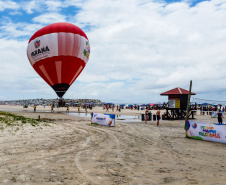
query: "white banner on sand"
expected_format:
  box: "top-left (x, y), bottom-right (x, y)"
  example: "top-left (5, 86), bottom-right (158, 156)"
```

top-left (186, 121), bottom-right (226, 144)
top-left (91, 113), bottom-right (115, 127)
top-left (212, 111), bottom-right (224, 118)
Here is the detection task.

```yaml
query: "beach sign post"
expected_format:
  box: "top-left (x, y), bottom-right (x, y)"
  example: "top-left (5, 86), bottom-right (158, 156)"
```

top-left (185, 80), bottom-right (192, 123)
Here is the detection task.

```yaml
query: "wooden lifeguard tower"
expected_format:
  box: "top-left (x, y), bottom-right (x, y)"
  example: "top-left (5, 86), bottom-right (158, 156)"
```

top-left (160, 87), bottom-right (196, 120)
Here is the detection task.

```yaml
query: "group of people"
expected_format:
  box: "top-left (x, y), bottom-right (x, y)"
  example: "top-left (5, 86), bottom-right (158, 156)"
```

top-left (128, 105), bottom-right (140, 110)
top-left (104, 104), bottom-right (120, 112)
top-left (145, 108), bottom-right (161, 126)
top-left (32, 104), bottom-right (162, 126)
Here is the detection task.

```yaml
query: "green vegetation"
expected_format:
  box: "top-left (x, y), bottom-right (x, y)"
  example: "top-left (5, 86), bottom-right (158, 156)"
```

top-left (0, 111), bottom-right (51, 128)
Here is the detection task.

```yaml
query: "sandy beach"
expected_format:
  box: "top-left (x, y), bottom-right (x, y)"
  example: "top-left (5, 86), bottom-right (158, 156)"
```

top-left (0, 105), bottom-right (225, 185)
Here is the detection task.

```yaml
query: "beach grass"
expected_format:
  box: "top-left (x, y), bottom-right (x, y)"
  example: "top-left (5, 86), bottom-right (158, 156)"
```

top-left (0, 111), bottom-right (51, 127)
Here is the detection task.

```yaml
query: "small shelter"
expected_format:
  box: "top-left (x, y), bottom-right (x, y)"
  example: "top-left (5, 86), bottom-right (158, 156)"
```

top-left (160, 87), bottom-right (196, 120)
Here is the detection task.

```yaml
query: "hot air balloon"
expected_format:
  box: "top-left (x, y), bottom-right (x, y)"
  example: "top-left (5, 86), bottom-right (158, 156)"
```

top-left (27, 22), bottom-right (90, 98)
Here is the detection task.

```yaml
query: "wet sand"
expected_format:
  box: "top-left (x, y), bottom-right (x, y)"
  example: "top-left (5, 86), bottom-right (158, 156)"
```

top-left (0, 105), bottom-right (225, 185)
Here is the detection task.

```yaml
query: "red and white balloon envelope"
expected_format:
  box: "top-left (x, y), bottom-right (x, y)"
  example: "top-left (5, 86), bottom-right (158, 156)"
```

top-left (27, 22), bottom-right (90, 98)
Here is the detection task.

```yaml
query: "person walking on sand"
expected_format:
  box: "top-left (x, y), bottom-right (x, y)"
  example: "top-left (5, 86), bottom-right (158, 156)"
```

top-left (145, 108), bottom-right (149, 124)
top-left (156, 109), bottom-right (161, 127)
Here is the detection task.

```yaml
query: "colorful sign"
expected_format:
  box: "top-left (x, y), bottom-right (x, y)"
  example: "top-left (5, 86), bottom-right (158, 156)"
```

top-left (91, 113), bottom-right (115, 127)
top-left (186, 121), bottom-right (226, 144)
top-left (169, 99), bottom-right (180, 108)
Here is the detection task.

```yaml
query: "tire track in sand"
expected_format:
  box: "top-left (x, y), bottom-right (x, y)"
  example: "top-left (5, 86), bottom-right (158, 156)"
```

top-left (75, 124), bottom-right (159, 185)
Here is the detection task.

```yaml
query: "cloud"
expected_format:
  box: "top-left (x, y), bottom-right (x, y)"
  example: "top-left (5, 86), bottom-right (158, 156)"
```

top-left (63, 0), bottom-right (83, 7)
top-left (45, 0), bottom-right (63, 12)
top-left (1, 0), bottom-right (226, 103)
top-left (32, 13), bottom-right (66, 24)
top-left (21, 0), bottom-right (82, 14)
top-left (22, 0), bottom-right (38, 14)
top-left (66, 0), bottom-right (226, 102)
top-left (0, 0), bottom-right (19, 11)
top-left (0, 16), bottom-right (49, 41)
top-left (0, 38), bottom-right (36, 98)
top-left (22, 0), bottom-right (64, 14)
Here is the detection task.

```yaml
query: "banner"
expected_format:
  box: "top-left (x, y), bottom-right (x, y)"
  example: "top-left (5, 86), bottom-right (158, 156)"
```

top-left (212, 111), bottom-right (224, 118)
top-left (91, 113), bottom-right (115, 127)
top-left (186, 121), bottom-right (226, 144)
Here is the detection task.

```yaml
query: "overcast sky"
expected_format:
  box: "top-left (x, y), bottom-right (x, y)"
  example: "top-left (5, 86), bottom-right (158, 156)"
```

top-left (0, 0), bottom-right (226, 104)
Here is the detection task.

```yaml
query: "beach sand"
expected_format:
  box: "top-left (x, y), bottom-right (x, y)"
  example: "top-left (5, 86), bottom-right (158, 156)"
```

top-left (0, 105), bottom-right (225, 185)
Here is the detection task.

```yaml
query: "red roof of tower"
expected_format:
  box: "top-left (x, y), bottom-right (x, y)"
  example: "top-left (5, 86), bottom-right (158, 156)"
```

top-left (160, 87), bottom-right (196, 95)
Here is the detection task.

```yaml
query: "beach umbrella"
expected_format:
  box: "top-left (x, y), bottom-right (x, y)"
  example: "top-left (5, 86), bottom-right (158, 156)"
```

top-left (27, 22), bottom-right (90, 98)
top-left (107, 103), bottom-right (114, 105)
top-left (201, 103), bottom-right (210, 106)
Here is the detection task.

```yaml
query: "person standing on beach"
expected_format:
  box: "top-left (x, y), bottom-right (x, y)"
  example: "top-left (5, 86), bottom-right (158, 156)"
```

top-left (106, 104), bottom-right (109, 112)
top-left (66, 105), bottom-right (69, 113)
top-left (156, 109), bottom-right (161, 127)
top-left (217, 109), bottom-right (222, 124)
top-left (51, 105), bottom-right (54, 113)
top-left (78, 105), bottom-right (80, 113)
top-left (85, 105), bottom-right (88, 113)
top-left (145, 108), bottom-right (149, 124)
